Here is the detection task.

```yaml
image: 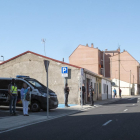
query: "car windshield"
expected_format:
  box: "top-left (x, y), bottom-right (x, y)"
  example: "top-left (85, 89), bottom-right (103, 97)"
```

top-left (25, 78), bottom-right (46, 89)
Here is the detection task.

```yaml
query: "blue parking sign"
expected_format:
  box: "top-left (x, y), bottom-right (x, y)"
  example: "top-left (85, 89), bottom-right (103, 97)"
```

top-left (61, 67), bottom-right (68, 74)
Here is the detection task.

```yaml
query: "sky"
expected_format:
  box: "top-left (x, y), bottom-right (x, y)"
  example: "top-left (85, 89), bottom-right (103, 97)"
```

top-left (0, 0), bottom-right (140, 63)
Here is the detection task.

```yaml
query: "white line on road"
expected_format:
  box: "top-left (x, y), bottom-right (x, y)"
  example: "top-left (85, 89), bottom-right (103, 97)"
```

top-left (133, 104), bottom-right (135, 106)
top-left (124, 109), bottom-right (128, 112)
top-left (102, 120), bottom-right (112, 126)
top-left (128, 98), bottom-right (134, 100)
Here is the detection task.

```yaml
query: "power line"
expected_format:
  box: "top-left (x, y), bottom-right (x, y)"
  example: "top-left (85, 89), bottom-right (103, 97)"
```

top-left (120, 62), bottom-right (130, 72)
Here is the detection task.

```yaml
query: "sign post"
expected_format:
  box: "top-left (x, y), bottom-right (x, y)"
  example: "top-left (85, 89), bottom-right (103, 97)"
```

top-left (44, 60), bottom-right (50, 119)
top-left (61, 67), bottom-right (68, 105)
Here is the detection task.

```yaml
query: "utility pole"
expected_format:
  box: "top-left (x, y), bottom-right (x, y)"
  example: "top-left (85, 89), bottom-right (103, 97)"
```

top-left (103, 51), bottom-right (105, 77)
top-left (44, 60), bottom-right (50, 119)
top-left (130, 70), bottom-right (131, 95)
top-left (118, 46), bottom-right (120, 96)
top-left (41, 39), bottom-right (46, 56)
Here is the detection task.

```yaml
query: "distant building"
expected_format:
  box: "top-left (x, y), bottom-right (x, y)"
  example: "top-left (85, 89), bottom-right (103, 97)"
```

top-left (111, 50), bottom-right (140, 95)
top-left (104, 49), bottom-right (120, 78)
top-left (69, 44), bottom-right (140, 95)
top-left (69, 44), bottom-right (104, 76)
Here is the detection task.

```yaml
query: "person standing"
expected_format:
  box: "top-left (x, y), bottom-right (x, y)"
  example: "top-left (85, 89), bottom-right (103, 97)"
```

top-left (80, 84), bottom-right (86, 105)
top-left (89, 85), bottom-right (94, 106)
top-left (64, 83), bottom-right (70, 107)
top-left (8, 79), bottom-right (18, 116)
top-left (119, 88), bottom-right (122, 98)
top-left (20, 83), bottom-right (30, 116)
top-left (113, 88), bottom-right (117, 98)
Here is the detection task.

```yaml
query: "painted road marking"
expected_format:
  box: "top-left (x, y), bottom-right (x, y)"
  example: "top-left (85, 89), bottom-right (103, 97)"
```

top-left (133, 104), bottom-right (135, 106)
top-left (124, 109), bottom-right (128, 112)
top-left (128, 98), bottom-right (134, 100)
top-left (102, 120), bottom-right (112, 126)
top-left (138, 101), bottom-right (139, 103)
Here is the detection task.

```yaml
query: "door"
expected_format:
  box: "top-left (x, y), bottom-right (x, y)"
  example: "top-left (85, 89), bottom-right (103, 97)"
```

top-left (86, 79), bottom-right (90, 103)
top-left (0, 80), bottom-right (11, 105)
top-left (107, 85), bottom-right (108, 99)
top-left (97, 83), bottom-right (98, 100)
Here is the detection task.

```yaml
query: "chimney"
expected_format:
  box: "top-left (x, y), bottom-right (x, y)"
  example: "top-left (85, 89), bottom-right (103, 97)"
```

top-left (123, 49), bottom-right (125, 52)
top-left (91, 43), bottom-right (94, 48)
top-left (86, 43), bottom-right (88, 47)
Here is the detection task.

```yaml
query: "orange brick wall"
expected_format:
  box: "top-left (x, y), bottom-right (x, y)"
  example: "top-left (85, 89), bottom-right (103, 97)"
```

top-left (111, 51), bottom-right (139, 84)
top-left (105, 52), bottom-right (119, 78)
top-left (69, 45), bottom-right (100, 74)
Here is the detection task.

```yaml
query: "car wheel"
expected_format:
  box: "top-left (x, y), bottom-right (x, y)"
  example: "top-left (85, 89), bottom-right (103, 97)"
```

top-left (31, 101), bottom-right (40, 112)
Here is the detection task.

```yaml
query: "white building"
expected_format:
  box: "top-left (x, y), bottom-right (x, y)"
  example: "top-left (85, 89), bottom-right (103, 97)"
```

top-left (82, 69), bottom-right (112, 103)
top-left (112, 78), bottom-right (137, 96)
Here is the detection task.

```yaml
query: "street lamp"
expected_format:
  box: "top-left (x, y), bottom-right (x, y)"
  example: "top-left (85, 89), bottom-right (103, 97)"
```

top-left (1, 55), bottom-right (4, 61)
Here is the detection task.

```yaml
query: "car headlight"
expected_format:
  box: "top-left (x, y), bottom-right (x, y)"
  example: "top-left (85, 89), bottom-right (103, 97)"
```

top-left (42, 93), bottom-right (50, 98)
top-left (42, 93), bottom-right (47, 97)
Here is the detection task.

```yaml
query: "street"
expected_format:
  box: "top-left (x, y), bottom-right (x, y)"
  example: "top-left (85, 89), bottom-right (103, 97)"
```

top-left (0, 97), bottom-right (140, 140)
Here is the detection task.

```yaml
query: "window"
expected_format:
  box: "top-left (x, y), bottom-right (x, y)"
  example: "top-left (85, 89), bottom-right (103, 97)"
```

top-left (94, 83), bottom-right (96, 94)
top-left (0, 80), bottom-right (11, 89)
top-left (103, 84), bottom-right (107, 94)
top-left (15, 80), bottom-right (24, 89)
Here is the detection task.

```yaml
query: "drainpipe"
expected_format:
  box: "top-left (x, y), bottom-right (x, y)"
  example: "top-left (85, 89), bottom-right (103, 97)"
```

top-left (80, 68), bottom-right (83, 108)
top-left (103, 52), bottom-right (105, 77)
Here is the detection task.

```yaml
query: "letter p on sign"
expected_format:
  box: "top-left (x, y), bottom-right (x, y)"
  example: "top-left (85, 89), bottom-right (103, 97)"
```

top-left (61, 67), bottom-right (68, 77)
top-left (62, 67), bottom-right (68, 74)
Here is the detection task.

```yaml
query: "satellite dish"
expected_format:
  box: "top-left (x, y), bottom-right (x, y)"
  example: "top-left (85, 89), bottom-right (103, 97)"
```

top-left (111, 82), bottom-right (115, 86)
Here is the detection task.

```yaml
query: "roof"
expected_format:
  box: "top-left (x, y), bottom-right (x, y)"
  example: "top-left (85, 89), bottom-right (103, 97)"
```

top-left (69, 44), bottom-right (100, 58)
top-left (0, 51), bottom-right (82, 69)
top-left (105, 50), bottom-right (119, 53)
top-left (84, 68), bottom-right (112, 82)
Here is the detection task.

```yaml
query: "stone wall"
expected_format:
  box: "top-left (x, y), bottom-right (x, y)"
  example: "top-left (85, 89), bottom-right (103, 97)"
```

top-left (0, 52), bottom-right (81, 104)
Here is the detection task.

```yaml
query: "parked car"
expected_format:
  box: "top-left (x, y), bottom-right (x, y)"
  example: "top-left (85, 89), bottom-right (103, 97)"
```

top-left (0, 76), bottom-right (58, 112)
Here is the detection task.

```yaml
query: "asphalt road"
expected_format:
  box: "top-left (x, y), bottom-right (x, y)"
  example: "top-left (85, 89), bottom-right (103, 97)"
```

top-left (1, 97), bottom-right (140, 140)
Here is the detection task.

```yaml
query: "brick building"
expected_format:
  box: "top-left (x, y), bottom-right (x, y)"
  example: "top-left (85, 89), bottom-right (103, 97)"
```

top-left (69, 44), bottom-right (104, 75)
top-left (110, 50), bottom-right (140, 95)
top-left (69, 44), bottom-right (140, 95)
top-left (104, 49), bottom-right (120, 78)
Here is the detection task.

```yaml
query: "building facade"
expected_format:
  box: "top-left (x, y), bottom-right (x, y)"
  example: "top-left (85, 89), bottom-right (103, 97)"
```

top-left (69, 44), bottom-right (104, 76)
top-left (69, 44), bottom-right (120, 78)
top-left (111, 51), bottom-right (140, 95)
top-left (0, 51), bottom-right (112, 104)
top-left (104, 49), bottom-right (120, 78)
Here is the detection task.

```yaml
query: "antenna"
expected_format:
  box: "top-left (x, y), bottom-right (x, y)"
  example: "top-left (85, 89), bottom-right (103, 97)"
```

top-left (41, 39), bottom-right (46, 56)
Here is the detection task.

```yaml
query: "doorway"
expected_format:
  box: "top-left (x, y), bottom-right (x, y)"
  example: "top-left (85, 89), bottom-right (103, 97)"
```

top-left (97, 83), bottom-right (98, 100)
top-left (86, 79), bottom-right (90, 103)
top-left (107, 85), bottom-right (108, 99)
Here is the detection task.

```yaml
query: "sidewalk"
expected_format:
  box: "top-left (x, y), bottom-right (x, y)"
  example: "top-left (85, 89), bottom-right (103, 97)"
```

top-left (0, 96), bottom-right (137, 132)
